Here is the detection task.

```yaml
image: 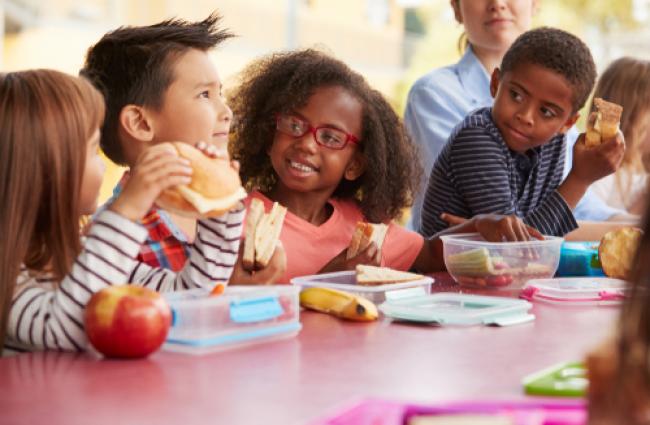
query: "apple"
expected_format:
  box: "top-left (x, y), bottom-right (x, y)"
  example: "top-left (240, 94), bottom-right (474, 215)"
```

top-left (84, 285), bottom-right (172, 358)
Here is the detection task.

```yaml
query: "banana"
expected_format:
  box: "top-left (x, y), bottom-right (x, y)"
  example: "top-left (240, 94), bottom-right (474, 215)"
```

top-left (299, 287), bottom-right (378, 322)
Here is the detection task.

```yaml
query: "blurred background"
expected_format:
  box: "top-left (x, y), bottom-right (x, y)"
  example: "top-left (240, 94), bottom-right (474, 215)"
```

top-left (2, 0), bottom-right (650, 202)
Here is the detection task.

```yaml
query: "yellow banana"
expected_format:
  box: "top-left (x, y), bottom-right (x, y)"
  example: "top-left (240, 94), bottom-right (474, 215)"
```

top-left (299, 287), bottom-right (378, 322)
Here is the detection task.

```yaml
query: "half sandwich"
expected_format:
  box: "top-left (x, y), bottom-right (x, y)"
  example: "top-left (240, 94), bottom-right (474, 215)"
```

top-left (585, 98), bottom-right (623, 147)
top-left (355, 264), bottom-right (424, 286)
top-left (347, 222), bottom-right (388, 259)
top-left (242, 198), bottom-right (287, 269)
top-left (156, 142), bottom-right (248, 218)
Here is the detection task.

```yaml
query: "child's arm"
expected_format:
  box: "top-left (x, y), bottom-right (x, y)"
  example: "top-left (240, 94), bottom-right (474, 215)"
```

top-left (558, 133), bottom-right (625, 210)
top-left (127, 207), bottom-right (244, 291)
top-left (7, 210), bottom-right (149, 351)
top-left (427, 128), bottom-right (575, 236)
top-left (121, 145), bottom-right (245, 290)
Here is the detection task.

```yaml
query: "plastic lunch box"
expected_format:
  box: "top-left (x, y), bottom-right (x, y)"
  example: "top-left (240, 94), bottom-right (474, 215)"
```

top-left (162, 285), bottom-right (301, 355)
top-left (556, 241), bottom-right (605, 277)
top-left (521, 277), bottom-right (627, 306)
top-left (440, 233), bottom-right (562, 290)
top-left (291, 270), bottom-right (433, 304)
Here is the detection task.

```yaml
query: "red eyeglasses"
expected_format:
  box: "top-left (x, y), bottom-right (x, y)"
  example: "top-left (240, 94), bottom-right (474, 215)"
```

top-left (275, 114), bottom-right (360, 150)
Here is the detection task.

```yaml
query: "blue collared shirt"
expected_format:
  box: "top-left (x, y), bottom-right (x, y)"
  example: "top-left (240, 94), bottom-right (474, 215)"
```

top-left (404, 47), bottom-right (623, 231)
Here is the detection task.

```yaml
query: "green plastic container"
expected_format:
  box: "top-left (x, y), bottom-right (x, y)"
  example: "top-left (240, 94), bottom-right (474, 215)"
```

top-left (523, 361), bottom-right (587, 397)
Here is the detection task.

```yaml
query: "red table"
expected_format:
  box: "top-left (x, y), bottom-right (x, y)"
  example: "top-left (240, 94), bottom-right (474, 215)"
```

top-left (0, 278), bottom-right (618, 425)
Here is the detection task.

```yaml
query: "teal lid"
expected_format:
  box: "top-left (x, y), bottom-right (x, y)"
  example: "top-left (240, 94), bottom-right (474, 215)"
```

top-left (379, 293), bottom-right (534, 326)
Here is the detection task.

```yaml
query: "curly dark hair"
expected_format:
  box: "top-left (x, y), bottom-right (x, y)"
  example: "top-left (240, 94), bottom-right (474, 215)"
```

top-left (500, 27), bottom-right (596, 112)
top-left (80, 13), bottom-right (234, 165)
top-left (228, 49), bottom-right (422, 223)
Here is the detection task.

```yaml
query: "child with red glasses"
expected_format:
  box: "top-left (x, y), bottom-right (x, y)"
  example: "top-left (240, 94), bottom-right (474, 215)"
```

top-left (229, 49), bottom-right (541, 282)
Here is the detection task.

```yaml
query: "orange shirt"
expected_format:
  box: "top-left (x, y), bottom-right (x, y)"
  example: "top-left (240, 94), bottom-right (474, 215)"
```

top-left (245, 191), bottom-right (424, 283)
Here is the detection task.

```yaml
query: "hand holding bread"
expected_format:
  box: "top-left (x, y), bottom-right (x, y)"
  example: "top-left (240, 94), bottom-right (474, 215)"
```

top-left (155, 142), bottom-right (247, 218)
top-left (347, 222), bottom-right (388, 259)
top-left (242, 198), bottom-right (287, 271)
top-left (110, 142), bottom-right (195, 222)
top-left (585, 98), bottom-right (623, 147)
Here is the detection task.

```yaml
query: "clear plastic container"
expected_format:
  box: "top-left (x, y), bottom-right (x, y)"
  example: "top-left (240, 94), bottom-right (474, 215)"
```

top-left (440, 233), bottom-right (563, 290)
top-left (162, 286), bottom-right (301, 355)
top-left (291, 271), bottom-right (433, 304)
top-left (521, 277), bottom-right (627, 306)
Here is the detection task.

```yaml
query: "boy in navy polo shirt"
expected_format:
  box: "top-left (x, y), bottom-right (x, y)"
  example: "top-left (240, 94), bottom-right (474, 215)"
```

top-left (420, 27), bottom-right (625, 237)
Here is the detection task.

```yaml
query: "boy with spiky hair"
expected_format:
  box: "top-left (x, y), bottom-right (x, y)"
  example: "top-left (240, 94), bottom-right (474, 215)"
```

top-left (420, 27), bottom-right (625, 237)
top-left (81, 14), bottom-right (285, 283)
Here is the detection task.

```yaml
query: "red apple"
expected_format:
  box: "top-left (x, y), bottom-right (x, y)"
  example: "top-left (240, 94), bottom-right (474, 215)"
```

top-left (84, 285), bottom-right (172, 358)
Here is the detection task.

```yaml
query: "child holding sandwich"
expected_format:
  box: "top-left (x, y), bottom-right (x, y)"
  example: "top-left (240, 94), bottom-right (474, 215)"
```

top-left (420, 28), bottom-right (625, 238)
top-left (0, 70), bottom-right (250, 354)
top-left (81, 13), bottom-right (285, 284)
top-left (229, 49), bottom-right (541, 283)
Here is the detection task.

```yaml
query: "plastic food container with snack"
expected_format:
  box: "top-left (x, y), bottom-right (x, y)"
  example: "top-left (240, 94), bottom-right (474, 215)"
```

top-left (440, 233), bottom-right (563, 290)
top-left (291, 271), bottom-right (433, 304)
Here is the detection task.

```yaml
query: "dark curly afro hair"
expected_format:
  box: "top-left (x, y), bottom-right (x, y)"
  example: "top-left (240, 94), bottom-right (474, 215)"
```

top-left (228, 49), bottom-right (422, 223)
top-left (500, 27), bottom-right (596, 112)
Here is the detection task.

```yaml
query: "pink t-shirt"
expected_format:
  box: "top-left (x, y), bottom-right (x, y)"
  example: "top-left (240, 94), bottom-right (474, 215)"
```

top-left (244, 191), bottom-right (424, 283)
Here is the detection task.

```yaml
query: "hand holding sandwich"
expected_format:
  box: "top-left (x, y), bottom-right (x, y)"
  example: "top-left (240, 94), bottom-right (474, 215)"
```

top-left (110, 142), bottom-right (194, 222)
top-left (110, 142), bottom-right (244, 222)
top-left (228, 240), bottom-right (287, 285)
top-left (558, 132), bottom-right (625, 209)
top-left (319, 241), bottom-right (381, 274)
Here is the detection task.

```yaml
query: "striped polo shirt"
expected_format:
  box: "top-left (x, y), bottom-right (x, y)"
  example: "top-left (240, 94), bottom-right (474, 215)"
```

top-left (420, 107), bottom-right (577, 237)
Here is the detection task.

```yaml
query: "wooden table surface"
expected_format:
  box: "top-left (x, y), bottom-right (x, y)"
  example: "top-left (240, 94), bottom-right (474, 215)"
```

top-left (0, 277), bottom-right (619, 425)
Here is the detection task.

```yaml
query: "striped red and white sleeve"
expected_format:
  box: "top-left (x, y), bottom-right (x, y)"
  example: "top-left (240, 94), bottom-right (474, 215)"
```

top-left (5, 206), bottom-right (244, 354)
top-left (7, 209), bottom-right (148, 352)
top-left (127, 204), bottom-right (244, 291)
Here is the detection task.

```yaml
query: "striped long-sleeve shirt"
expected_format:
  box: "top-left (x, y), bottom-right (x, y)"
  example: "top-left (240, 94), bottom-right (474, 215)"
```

top-left (4, 207), bottom-right (243, 355)
top-left (420, 107), bottom-right (577, 238)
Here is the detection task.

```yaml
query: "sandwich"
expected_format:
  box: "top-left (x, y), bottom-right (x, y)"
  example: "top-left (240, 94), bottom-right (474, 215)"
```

top-left (355, 264), bottom-right (424, 286)
top-left (242, 198), bottom-right (287, 270)
top-left (347, 222), bottom-right (388, 259)
top-left (585, 98), bottom-right (623, 147)
top-left (598, 227), bottom-right (642, 280)
top-left (156, 142), bottom-right (247, 218)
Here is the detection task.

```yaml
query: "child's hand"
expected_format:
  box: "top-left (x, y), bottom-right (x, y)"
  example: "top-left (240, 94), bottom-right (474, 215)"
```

top-left (440, 212), bottom-right (469, 226)
top-left (109, 143), bottom-right (192, 222)
top-left (319, 242), bottom-right (381, 274)
top-left (228, 241), bottom-right (286, 285)
top-left (572, 132), bottom-right (625, 184)
top-left (473, 214), bottom-right (543, 242)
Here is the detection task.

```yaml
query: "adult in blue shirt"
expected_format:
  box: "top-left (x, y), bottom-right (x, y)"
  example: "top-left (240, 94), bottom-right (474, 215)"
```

top-left (405, 0), bottom-right (631, 233)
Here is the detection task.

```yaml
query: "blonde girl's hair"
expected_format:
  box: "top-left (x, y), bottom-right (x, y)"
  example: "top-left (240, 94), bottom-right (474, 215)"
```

top-left (591, 57), bottom-right (650, 207)
top-left (0, 70), bottom-right (105, 350)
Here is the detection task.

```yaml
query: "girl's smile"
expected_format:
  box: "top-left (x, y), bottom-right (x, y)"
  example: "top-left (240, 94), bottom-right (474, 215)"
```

top-left (269, 85), bottom-right (364, 197)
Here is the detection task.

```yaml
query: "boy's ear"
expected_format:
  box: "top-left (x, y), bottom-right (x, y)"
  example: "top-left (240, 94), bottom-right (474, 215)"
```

top-left (559, 112), bottom-right (580, 134)
top-left (490, 68), bottom-right (501, 98)
top-left (344, 151), bottom-right (365, 181)
top-left (119, 105), bottom-right (155, 143)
